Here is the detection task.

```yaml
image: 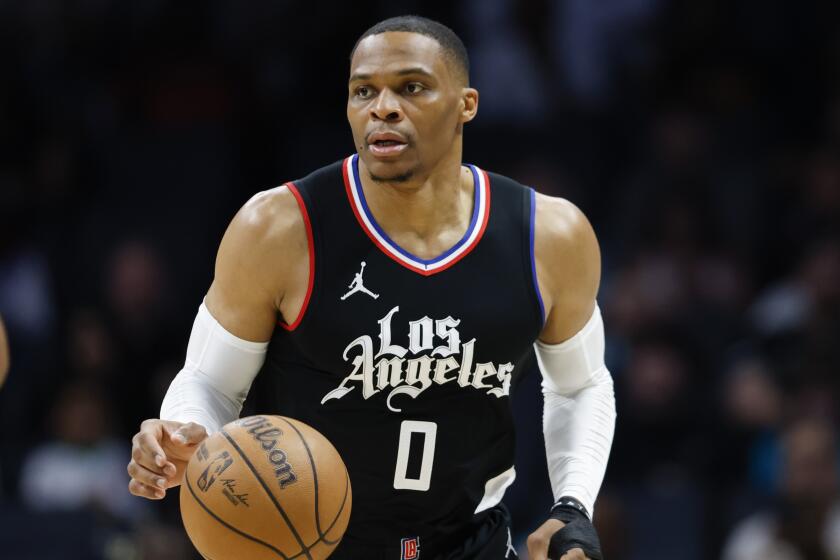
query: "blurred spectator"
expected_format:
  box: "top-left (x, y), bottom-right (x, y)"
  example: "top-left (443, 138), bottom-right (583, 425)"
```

top-left (610, 333), bottom-right (708, 483)
top-left (551, 0), bottom-right (661, 107)
top-left (106, 239), bottom-right (170, 339)
top-left (461, 0), bottom-right (548, 123)
top-left (722, 358), bottom-right (785, 492)
top-left (19, 381), bottom-right (147, 523)
top-left (722, 417), bottom-right (840, 560)
top-left (590, 492), bottom-right (631, 560)
top-left (751, 238), bottom-right (840, 337)
top-left (0, 313), bottom-right (8, 388)
top-left (66, 308), bottom-right (117, 382)
top-left (103, 238), bottom-right (185, 433)
top-left (0, 248), bottom-right (55, 346)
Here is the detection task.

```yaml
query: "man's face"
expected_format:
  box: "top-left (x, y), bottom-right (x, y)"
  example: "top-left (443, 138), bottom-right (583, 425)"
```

top-left (782, 420), bottom-right (838, 505)
top-left (347, 32), bottom-right (475, 183)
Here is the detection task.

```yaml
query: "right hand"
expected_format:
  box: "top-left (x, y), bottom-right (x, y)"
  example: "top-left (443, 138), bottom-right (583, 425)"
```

top-left (127, 419), bottom-right (208, 500)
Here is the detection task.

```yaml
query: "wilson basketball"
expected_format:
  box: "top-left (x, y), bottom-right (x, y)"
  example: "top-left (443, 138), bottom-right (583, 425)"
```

top-left (180, 415), bottom-right (352, 559)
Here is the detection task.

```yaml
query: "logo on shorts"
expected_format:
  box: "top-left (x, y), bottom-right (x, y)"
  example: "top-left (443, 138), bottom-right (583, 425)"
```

top-left (401, 536), bottom-right (419, 560)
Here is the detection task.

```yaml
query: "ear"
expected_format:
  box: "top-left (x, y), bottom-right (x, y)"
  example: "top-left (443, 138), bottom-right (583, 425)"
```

top-left (459, 87), bottom-right (479, 124)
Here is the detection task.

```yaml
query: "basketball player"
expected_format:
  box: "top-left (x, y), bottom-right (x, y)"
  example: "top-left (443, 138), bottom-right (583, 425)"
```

top-left (128, 16), bottom-right (615, 560)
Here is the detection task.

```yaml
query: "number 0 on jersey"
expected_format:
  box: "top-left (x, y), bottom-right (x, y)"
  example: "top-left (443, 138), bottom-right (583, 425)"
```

top-left (394, 420), bottom-right (437, 491)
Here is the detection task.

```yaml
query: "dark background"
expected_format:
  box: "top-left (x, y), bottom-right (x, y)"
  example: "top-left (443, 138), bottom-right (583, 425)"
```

top-left (1, 1), bottom-right (839, 559)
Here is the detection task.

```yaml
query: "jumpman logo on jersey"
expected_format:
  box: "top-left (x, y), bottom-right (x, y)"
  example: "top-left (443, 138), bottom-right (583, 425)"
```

top-left (340, 261), bottom-right (379, 301)
top-left (505, 527), bottom-right (517, 559)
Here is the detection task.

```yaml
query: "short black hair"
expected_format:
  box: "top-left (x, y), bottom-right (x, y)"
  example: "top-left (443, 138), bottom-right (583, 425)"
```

top-left (351, 15), bottom-right (470, 84)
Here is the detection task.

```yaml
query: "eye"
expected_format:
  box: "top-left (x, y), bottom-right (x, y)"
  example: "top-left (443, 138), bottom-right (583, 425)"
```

top-left (355, 86), bottom-right (374, 100)
top-left (405, 82), bottom-right (426, 95)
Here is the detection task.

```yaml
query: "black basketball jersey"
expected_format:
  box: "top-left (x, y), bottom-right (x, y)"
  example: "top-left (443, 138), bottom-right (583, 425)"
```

top-left (256, 154), bottom-right (544, 559)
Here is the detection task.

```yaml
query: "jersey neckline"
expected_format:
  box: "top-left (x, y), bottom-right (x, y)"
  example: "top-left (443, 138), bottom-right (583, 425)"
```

top-left (342, 154), bottom-right (491, 276)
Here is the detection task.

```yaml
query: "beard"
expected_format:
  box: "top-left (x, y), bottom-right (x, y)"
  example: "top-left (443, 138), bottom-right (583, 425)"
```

top-left (369, 170), bottom-right (415, 183)
top-left (368, 160), bottom-right (419, 183)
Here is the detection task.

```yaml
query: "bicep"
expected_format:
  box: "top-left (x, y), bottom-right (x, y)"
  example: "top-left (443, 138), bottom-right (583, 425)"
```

top-left (204, 191), bottom-right (302, 343)
top-left (535, 195), bottom-right (602, 344)
top-left (204, 279), bottom-right (276, 344)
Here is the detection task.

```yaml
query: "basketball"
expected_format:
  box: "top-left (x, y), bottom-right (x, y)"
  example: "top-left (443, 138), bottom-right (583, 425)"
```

top-left (180, 415), bottom-right (352, 559)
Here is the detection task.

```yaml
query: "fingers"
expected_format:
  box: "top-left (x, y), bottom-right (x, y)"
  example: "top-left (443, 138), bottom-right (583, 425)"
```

top-left (527, 536), bottom-right (549, 560)
top-left (135, 430), bottom-right (165, 464)
top-left (559, 549), bottom-right (588, 560)
top-left (127, 459), bottom-right (169, 494)
top-left (528, 518), bottom-right (565, 560)
top-left (128, 419), bottom-right (207, 502)
top-left (137, 419), bottom-right (167, 460)
top-left (128, 418), bottom-right (194, 501)
top-left (128, 478), bottom-right (165, 500)
top-left (133, 430), bottom-right (175, 477)
top-left (526, 528), bottom-right (551, 560)
top-left (169, 421), bottom-right (208, 446)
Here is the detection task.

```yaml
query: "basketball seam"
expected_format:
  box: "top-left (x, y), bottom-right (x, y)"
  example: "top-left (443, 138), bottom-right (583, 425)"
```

top-left (220, 430), bottom-right (315, 560)
top-left (278, 417), bottom-right (350, 546)
top-left (325, 467), bottom-right (351, 538)
top-left (184, 470), bottom-right (291, 559)
top-left (287, 469), bottom-right (351, 559)
top-left (277, 418), bottom-right (323, 539)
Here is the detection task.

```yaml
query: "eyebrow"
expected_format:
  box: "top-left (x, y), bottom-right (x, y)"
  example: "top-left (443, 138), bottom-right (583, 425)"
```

top-left (349, 67), bottom-right (435, 82)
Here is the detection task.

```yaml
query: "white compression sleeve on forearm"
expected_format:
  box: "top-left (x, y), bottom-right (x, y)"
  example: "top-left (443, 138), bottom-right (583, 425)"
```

top-left (160, 302), bottom-right (268, 434)
top-left (535, 304), bottom-right (616, 517)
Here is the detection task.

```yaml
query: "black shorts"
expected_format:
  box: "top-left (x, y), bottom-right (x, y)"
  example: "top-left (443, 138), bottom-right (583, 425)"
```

top-left (331, 505), bottom-right (519, 560)
top-left (443, 504), bottom-right (519, 560)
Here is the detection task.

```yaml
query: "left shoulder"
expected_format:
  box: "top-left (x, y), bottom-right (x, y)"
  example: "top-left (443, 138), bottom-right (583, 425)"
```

top-left (534, 193), bottom-right (594, 246)
top-left (533, 193), bottom-right (601, 340)
top-left (534, 192), bottom-right (600, 274)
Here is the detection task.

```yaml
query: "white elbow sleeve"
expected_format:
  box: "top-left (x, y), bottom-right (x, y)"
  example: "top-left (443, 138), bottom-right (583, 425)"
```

top-left (535, 305), bottom-right (616, 517)
top-left (160, 302), bottom-right (268, 434)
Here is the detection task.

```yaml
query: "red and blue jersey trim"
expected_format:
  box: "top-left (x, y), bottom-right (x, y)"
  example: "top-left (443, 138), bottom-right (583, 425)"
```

top-left (529, 188), bottom-right (546, 326)
top-left (277, 181), bottom-right (315, 331)
top-left (343, 154), bottom-right (490, 276)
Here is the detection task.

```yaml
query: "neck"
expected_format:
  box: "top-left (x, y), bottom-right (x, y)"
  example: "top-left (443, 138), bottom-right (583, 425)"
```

top-left (357, 150), bottom-right (475, 257)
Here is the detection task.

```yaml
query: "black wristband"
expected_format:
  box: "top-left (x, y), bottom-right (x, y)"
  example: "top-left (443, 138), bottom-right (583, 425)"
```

top-left (551, 496), bottom-right (591, 521)
top-left (547, 497), bottom-right (603, 560)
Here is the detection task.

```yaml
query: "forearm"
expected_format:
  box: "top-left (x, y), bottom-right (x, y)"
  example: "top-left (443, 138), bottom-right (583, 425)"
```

top-left (160, 301), bottom-right (268, 434)
top-left (536, 305), bottom-right (616, 517)
top-left (542, 367), bottom-right (615, 515)
top-left (160, 368), bottom-right (243, 434)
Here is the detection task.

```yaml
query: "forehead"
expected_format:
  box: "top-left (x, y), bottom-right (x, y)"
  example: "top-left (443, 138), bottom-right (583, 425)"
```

top-left (350, 32), bottom-right (450, 79)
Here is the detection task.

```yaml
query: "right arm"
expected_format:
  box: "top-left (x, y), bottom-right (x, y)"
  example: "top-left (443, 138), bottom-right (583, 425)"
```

top-left (205, 184), bottom-right (310, 343)
top-left (127, 185), bottom-right (309, 500)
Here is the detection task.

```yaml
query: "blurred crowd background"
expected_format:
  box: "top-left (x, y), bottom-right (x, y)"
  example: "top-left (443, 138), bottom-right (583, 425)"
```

top-left (1, 1), bottom-right (839, 559)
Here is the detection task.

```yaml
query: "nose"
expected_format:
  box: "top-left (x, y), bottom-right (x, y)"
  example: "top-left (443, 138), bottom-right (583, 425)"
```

top-left (370, 89), bottom-right (403, 122)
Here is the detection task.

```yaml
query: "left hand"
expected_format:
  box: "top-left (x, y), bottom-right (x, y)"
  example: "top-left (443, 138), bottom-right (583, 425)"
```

top-left (526, 518), bottom-right (590, 560)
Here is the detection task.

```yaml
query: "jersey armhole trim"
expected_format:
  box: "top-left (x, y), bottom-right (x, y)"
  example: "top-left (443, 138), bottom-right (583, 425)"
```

top-left (530, 188), bottom-right (547, 326)
top-left (277, 181), bottom-right (315, 331)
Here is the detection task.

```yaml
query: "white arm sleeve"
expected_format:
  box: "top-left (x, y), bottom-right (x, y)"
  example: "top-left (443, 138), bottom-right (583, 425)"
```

top-left (535, 304), bottom-right (616, 518)
top-left (160, 302), bottom-right (268, 434)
